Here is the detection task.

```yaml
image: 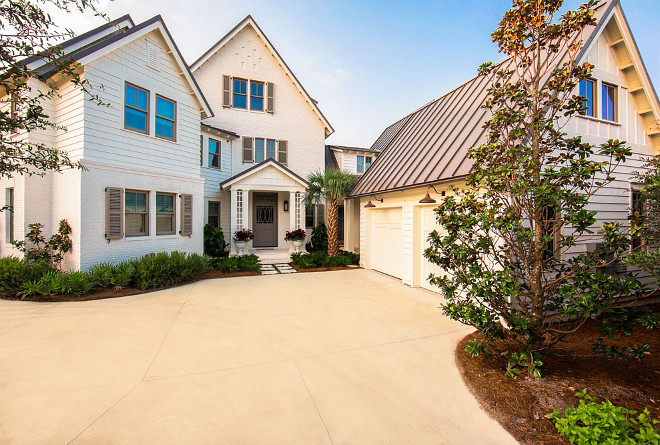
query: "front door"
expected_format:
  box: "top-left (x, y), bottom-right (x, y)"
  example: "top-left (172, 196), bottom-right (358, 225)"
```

top-left (253, 193), bottom-right (278, 247)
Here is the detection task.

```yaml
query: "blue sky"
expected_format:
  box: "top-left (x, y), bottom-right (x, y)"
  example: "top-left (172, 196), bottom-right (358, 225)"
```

top-left (57, 0), bottom-right (659, 146)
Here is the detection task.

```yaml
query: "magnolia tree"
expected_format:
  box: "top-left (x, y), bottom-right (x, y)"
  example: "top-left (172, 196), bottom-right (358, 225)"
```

top-left (1, 0), bottom-right (105, 182)
top-left (425, 0), bottom-right (647, 378)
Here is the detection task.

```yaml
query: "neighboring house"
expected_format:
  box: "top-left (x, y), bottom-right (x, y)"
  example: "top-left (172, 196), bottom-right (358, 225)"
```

top-left (0, 15), bottom-right (213, 271)
top-left (325, 144), bottom-right (380, 250)
top-left (347, 0), bottom-right (660, 293)
top-left (191, 15), bottom-right (333, 255)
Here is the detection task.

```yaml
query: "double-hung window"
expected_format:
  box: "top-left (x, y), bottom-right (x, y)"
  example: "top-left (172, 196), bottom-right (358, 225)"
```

top-left (233, 78), bottom-right (247, 109)
top-left (250, 81), bottom-right (264, 111)
top-left (305, 205), bottom-right (315, 228)
top-left (156, 193), bottom-right (175, 235)
top-left (155, 95), bottom-right (176, 140)
top-left (125, 190), bottom-right (148, 236)
top-left (208, 201), bottom-right (220, 227)
top-left (602, 83), bottom-right (617, 122)
top-left (255, 138), bottom-right (265, 163)
top-left (579, 79), bottom-right (596, 117)
top-left (365, 156), bottom-right (372, 170)
top-left (125, 83), bottom-right (149, 133)
top-left (209, 138), bottom-right (221, 168)
top-left (357, 156), bottom-right (365, 173)
top-left (266, 139), bottom-right (276, 160)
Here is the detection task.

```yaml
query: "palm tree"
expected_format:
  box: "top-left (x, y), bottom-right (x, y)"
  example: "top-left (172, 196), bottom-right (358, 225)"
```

top-left (305, 169), bottom-right (356, 256)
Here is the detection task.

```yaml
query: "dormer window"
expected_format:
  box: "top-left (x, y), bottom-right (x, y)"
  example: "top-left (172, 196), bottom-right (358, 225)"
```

top-left (579, 79), bottom-right (595, 117)
top-left (357, 155), bottom-right (372, 174)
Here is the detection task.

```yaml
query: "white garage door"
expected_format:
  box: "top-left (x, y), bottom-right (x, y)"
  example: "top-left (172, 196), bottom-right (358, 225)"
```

top-left (419, 207), bottom-right (446, 292)
top-left (370, 208), bottom-right (403, 279)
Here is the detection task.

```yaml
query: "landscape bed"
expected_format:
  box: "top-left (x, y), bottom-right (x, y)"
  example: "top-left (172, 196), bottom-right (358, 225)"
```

top-left (456, 304), bottom-right (660, 445)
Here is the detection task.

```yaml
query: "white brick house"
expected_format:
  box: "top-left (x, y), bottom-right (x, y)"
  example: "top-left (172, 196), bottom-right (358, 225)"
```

top-left (0, 15), bottom-right (213, 270)
top-left (1, 14), bottom-right (336, 269)
top-left (191, 15), bottom-right (334, 255)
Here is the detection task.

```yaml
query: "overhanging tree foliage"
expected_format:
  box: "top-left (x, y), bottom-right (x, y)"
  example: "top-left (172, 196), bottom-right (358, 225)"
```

top-left (1, 0), bottom-right (105, 181)
top-left (305, 169), bottom-right (355, 257)
top-left (425, 0), bottom-right (647, 378)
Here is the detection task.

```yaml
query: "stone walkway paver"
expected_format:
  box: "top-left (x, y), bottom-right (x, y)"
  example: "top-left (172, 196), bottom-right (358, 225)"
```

top-left (0, 270), bottom-right (517, 445)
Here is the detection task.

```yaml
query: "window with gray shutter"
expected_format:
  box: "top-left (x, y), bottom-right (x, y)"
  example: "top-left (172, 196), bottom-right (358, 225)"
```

top-left (180, 194), bottom-right (193, 236)
top-left (278, 140), bottom-right (288, 165)
top-left (105, 187), bottom-right (124, 240)
top-left (222, 75), bottom-right (231, 108)
top-left (266, 82), bottom-right (274, 113)
top-left (242, 137), bottom-right (253, 163)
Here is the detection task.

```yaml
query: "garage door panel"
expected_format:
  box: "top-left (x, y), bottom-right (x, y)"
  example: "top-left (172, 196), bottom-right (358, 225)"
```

top-left (371, 209), bottom-right (403, 279)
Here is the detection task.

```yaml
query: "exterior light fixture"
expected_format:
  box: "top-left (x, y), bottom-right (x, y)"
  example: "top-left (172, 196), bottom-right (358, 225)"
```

top-left (283, 200), bottom-right (289, 212)
top-left (419, 186), bottom-right (444, 204)
top-left (364, 200), bottom-right (376, 208)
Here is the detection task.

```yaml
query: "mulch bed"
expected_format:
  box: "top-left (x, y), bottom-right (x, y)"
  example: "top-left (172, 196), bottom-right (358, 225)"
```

top-left (456, 306), bottom-right (660, 445)
top-left (3, 269), bottom-right (261, 303)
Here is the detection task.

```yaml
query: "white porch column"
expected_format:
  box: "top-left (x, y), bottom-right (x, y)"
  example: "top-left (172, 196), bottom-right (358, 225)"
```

top-left (243, 189), bottom-right (251, 250)
top-left (229, 188), bottom-right (239, 254)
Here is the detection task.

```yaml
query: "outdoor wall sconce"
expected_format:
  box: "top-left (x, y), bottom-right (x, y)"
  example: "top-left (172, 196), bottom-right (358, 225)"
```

top-left (364, 196), bottom-right (383, 208)
top-left (419, 186), bottom-right (445, 204)
top-left (283, 200), bottom-right (289, 212)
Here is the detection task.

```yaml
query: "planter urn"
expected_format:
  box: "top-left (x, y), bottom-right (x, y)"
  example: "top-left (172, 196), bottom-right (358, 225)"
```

top-left (292, 239), bottom-right (304, 253)
top-left (235, 241), bottom-right (248, 256)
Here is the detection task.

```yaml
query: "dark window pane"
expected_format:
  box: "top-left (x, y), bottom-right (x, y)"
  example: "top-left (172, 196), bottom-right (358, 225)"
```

top-left (125, 192), bottom-right (136, 212)
top-left (357, 156), bottom-right (364, 173)
top-left (137, 89), bottom-right (148, 111)
top-left (366, 157), bottom-right (372, 170)
top-left (126, 85), bottom-right (137, 107)
top-left (233, 94), bottom-right (247, 109)
top-left (136, 192), bottom-right (147, 212)
top-left (251, 97), bottom-right (263, 111)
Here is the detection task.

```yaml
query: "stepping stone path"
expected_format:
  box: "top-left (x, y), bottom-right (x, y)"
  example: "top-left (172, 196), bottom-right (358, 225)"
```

top-left (260, 262), bottom-right (297, 275)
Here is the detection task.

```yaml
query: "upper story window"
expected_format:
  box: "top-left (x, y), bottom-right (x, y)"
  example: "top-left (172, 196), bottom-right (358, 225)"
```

top-left (357, 155), bottom-right (372, 174)
top-left (155, 95), bottom-right (176, 140)
top-left (579, 79), bottom-right (596, 117)
top-left (233, 78), bottom-right (247, 109)
top-left (602, 82), bottom-right (617, 122)
top-left (250, 81), bottom-right (264, 111)
top-left (266, 139), bottom-right (276, 160)
top-left (209, 138), bottom-right (221, 168)
top-left (125, 190), bottom-right (149, 236)
top-left (156, 192), bottom-right (175, 235)
top-left (255, 138), bottom-right (265, 163)
top-left (125, 83), bottom-right (149, 134)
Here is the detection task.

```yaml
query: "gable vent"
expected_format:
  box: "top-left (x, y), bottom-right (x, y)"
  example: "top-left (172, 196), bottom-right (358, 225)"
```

top-left (146, 40), bottom-right (160, 71)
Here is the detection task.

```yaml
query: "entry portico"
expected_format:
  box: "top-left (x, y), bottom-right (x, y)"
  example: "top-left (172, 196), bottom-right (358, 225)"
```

top-left (220, 159), bottom-right (307, 255)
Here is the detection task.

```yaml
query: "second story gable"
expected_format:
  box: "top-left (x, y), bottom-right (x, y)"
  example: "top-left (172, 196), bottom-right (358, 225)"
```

top-left (191, 16), bottom-right (333, 179)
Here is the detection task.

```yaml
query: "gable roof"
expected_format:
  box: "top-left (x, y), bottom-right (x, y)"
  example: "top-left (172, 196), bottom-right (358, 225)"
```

top-left (325, 146), bottom-right (340, 170)
top-left (191, 15), bottom-right (334, 137)
top-left (219, 158), bottom-right (308, 189)
top-left (32, 15), bottom-right (213, 119)
top-left (350, 0), bottom-right (659, 198)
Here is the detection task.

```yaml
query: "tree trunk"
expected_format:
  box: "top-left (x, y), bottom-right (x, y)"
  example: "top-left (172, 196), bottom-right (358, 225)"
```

top-left (327, 197), bottom-right (339, 256)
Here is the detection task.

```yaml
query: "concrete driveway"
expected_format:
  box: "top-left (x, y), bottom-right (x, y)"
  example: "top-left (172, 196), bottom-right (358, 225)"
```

top-left (0, 270), bottom-right (516, 445)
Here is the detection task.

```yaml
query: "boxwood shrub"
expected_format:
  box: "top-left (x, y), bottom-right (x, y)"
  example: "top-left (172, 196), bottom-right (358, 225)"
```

top-left (290, 250), bottom-right (359, 269)
top-left (131, 251), bottom-right (211, 290)
top-left (212, 254), bottom-right (261, 273)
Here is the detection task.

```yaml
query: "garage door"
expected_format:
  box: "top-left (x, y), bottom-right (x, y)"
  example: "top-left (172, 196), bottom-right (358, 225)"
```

top-left (370, 208), bottom-right (403, 279)
top-left (419, 207), bottom-right (446, 292)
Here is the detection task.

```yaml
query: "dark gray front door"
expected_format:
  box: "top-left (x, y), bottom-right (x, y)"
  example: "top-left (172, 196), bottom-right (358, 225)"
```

top-left (253, 193), bottom-right (278, 247)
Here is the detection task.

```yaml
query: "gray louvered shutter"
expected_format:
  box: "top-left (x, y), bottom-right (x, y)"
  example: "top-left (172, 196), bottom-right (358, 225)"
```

top-left (105, 187), bottom-right (123, 240)
top-left (278, 140), bottom-right (288, 165)
top-left (266, 82), bottom-right (274, 113)
top-left (222, 75), bottom-right (231, 108)
top-left (180, 194), bottom-right (193, 236)
top-left (242, 137), bottom-right (253, 163)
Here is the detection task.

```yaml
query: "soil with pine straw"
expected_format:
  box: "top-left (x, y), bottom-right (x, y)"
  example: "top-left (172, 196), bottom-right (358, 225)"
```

top-left (3, 269), bottom-right (261, 303)
top-left (456, 305), bottom-right (660, 445)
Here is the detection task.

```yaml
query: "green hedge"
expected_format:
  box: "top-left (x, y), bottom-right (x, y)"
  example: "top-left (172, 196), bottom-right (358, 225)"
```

top-left (21, 271), bottom-right (94, 298)
top-left (0, 257), bottom-right (53, 298)
top-left (212, 254), bottom-right (261, 273)
top-left (131, 251), bottom-right (211, 290)
top-left (290, 251), bottom-right (359, 268)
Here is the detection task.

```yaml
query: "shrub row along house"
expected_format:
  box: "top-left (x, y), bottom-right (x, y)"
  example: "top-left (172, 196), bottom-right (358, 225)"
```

top-left (345, 0), bottom-right (660, 292)
top-left (0, 14), bottom-right (380, 269)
